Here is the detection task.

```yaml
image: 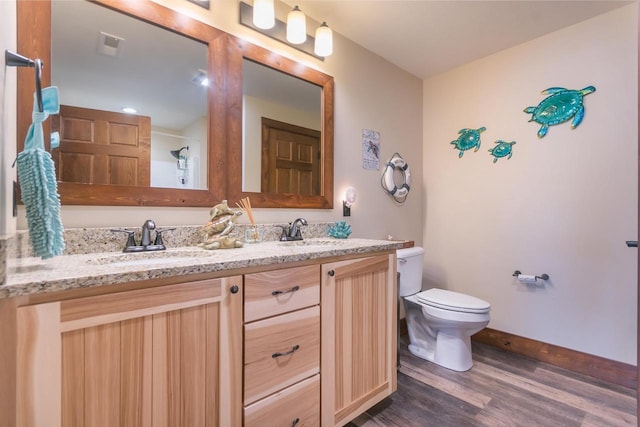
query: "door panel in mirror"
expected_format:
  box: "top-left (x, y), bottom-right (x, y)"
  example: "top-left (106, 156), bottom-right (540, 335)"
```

top-left (52, 105), bottom-right (151, 186)
top-left (17, 0), bottom-right (229, 207)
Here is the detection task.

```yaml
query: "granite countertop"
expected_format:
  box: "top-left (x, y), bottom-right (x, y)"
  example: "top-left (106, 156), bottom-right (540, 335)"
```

top-left (2, 238), bottom-right (404, 299)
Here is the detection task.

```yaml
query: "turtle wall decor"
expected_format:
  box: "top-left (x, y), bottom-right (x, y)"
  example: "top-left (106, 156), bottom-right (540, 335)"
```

top-left (524, 86), bottom-right (596, 138)
top-left (450, 126), bottom-right (486, 158)
top-left (488, 140), bottom-right (516, 163)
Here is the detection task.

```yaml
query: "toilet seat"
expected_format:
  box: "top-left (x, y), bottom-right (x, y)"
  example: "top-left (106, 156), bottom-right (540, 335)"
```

top-left (416, 288), bottom-right (490, 314)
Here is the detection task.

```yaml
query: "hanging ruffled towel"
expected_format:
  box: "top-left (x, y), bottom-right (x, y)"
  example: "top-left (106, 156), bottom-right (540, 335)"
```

top-left (16, 86), bottom-right (65, 259)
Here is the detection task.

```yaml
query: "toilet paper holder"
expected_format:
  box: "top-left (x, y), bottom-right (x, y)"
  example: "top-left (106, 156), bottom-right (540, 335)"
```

top-left (512, 270), bottom-right (549, 281)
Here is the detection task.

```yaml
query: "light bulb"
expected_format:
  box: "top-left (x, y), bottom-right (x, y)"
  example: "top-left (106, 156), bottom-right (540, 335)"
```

top-left (253, 0), bottom-right (274, 29)
top-left (345, 187), bottom-right (357, 207)
top-left (314, 22), bottom-right (333, 57)
top-left (286, 5), bottom-right (306, 44)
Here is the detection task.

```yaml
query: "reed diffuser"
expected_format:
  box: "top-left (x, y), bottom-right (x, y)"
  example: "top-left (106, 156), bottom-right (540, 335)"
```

top-left (236, 197), bottom-right (261, 243)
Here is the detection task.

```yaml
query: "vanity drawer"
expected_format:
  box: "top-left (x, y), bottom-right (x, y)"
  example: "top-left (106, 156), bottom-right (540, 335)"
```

top-left (244, 374), bottom-right (320, 427)
top-left (244, 265), bottom-right (320, 322)
top-left (244, 306), bottom-right (320, 405)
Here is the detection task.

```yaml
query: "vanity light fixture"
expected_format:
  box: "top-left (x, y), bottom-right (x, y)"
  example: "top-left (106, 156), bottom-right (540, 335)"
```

top-left (239, 2), bottom-right (333, 59)
top-left (253, 0), bottom-right (275, 29)
top-left (343, 186), bottom-right (357, 217)
top-left (286, 5), bottom-right (306, 44)
top-left (122, 107), bottom-right (137, 114)
top-left (314, 22), bottom-right (333, 57)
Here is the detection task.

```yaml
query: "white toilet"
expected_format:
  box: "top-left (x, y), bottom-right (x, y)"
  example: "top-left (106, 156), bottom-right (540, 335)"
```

top-left (397, 247), bottom-right (490, 372)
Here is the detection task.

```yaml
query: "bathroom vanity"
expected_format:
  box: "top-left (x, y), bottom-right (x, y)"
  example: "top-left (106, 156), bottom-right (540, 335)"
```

top-left (0, 238), bottom-right (399, 427)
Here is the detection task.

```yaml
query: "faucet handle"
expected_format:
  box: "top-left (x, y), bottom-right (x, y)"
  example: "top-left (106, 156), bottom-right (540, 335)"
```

top-left (110, 228), bottom-right (137, 249)
top-left (277, 225), bottom-right (289, 241)
top-left (154, 227), bottom-right (176, 246)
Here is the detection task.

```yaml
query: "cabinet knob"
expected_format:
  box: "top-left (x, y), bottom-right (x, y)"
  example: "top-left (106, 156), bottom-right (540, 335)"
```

top-left (291, 418), bottom-right (300, 427)
top-left (328, 270), bottom-right (335, 277)
top-left (230, 285), bottom-right (239, 294)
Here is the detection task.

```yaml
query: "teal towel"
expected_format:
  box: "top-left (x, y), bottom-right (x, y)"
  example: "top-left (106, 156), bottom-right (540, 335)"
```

top-left (16, 86), bottom-right (65, 259)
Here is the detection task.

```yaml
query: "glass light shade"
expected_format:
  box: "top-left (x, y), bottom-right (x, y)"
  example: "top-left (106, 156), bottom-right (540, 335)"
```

top-left (286, 6), bottom-right (306, 44)
top-left (314, 22), bottom-right (333, 57)
top-left (344, 186), bottom-right (357, 207)
top-left (253, 0), bottom-right (275, 29)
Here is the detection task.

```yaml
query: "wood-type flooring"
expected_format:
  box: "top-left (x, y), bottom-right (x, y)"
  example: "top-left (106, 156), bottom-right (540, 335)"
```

top-left (348, 341), bottom-right (636, 427)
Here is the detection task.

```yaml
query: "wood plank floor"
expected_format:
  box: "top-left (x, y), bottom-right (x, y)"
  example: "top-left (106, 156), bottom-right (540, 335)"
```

top-left (349, 340), bottom-right (636, 427)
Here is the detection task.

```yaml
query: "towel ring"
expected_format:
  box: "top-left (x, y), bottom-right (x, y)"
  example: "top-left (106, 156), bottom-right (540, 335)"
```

top-left (5, 50), bottom-right (44, 113)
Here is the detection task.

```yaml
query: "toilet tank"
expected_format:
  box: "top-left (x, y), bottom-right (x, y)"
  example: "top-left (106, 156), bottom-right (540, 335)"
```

top-left (396, 246), bottom-right (425, 297)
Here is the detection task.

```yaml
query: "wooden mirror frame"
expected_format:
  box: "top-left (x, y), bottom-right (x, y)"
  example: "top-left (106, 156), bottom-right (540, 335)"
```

top-left (17, 0), bottom-right (231, 207)
top-left (17, 0), bottom-right (334, 209)
top-left (225, 38), bottom-right (334, 209)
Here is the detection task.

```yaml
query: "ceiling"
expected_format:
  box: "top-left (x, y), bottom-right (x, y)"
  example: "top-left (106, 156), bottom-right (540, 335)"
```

top-left (283, 1), bottom-right (633, 79)
top-left (49, 1), bottom-right (632, 131)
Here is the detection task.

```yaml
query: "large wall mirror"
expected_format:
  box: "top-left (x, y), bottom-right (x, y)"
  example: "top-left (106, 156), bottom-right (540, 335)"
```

top-left (52, 1), bottom-right (209, 191)
top-left (17, 0), bottom-right (230, 207)
top-left (17, 0), bottom-right (334, 209)
top-left (226, 40), bottom-right (334, 209)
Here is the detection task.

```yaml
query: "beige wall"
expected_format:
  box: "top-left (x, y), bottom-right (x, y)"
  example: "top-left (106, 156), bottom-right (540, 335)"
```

top-left (14, 0), bottom-right (424, 244)
top-left (423, 4), bottom-right (638, 364)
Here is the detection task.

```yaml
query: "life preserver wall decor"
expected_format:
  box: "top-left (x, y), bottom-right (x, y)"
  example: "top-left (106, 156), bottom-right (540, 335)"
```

top-left (381, 153), bottom-right (411, 203)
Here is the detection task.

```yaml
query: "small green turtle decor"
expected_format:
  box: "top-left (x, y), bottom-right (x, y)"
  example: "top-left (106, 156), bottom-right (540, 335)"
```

top-left (450, 127), bottom-right (486, 158)
top-left (488, 140), bottom-right (516, 163)
top-left (524, 86), bottom-right (596, 138)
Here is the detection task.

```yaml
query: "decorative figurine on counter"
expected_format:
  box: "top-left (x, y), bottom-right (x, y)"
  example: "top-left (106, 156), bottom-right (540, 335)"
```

top-left (524, 86), bottom-right (596, 138)
top-left (328, 221), bottom-right (352, 239)
top-left (450, 127), bottom-right (486, 158)
top-left (200, 200), bottom-right (244, 249)
top-left (488, 140), bottom-right (516, 163)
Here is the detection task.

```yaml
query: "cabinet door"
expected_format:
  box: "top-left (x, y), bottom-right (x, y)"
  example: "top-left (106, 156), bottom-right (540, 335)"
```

top-left (321, 254), bottom-right (397, 427)
top-left (16, 277), bottom-right (243, 427)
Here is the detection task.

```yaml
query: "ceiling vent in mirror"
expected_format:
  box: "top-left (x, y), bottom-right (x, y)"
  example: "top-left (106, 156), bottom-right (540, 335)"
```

top-left (191, 69), bottom-right (209, 87)
top-left (97, 32), bottom-right (125, 57)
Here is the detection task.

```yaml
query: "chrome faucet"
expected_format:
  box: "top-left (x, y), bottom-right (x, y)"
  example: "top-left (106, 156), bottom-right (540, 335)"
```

top-left (111, 219), bottom-right (174, 252)
top-left (288, 218), bottom-right (308, 240)
top-left (141, 219), bottom-right (156, 246)
top-left (277, 218), bottom-right (308, 241)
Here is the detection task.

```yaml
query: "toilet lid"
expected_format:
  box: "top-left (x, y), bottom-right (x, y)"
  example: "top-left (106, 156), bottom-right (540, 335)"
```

top-left (416, 288), bottom-right (490, 314)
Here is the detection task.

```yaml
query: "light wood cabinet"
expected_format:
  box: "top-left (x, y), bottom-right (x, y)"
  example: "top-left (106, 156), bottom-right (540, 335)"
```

top-left (244, 265), bottom-right (321, 426)
top-left (10, 250), bottom-right (397, 427)
top-left (16, 277), bottom-right (243, 427)
top-left (321, 254), bottom-right (397, 427)
top-left (244, 374), bottom-right (320, 427)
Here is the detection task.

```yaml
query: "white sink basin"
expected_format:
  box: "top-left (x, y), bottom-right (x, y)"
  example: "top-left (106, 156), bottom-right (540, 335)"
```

top-left (87, 249), bottom-right (214, 267)
top-left (278, 238), bottom-right (349, 247)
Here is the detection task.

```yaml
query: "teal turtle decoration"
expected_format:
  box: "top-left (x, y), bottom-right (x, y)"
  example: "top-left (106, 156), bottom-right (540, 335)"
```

top-left (450, 127), bottom-right (486, 158)
top-left (524, 86), bottom-right (595, 138)
top-left (488, 140), bottom-right (516, 163)
top-left (328, 221), bottom-right (352, 239)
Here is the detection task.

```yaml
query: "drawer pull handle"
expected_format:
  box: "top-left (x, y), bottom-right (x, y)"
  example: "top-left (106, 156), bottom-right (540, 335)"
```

top-left (272, 344), bottom-right (300, 358)
top-left (272, 285), bottom-right (300, 296)
top-left (291, 418), bottom-right (300, 427)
